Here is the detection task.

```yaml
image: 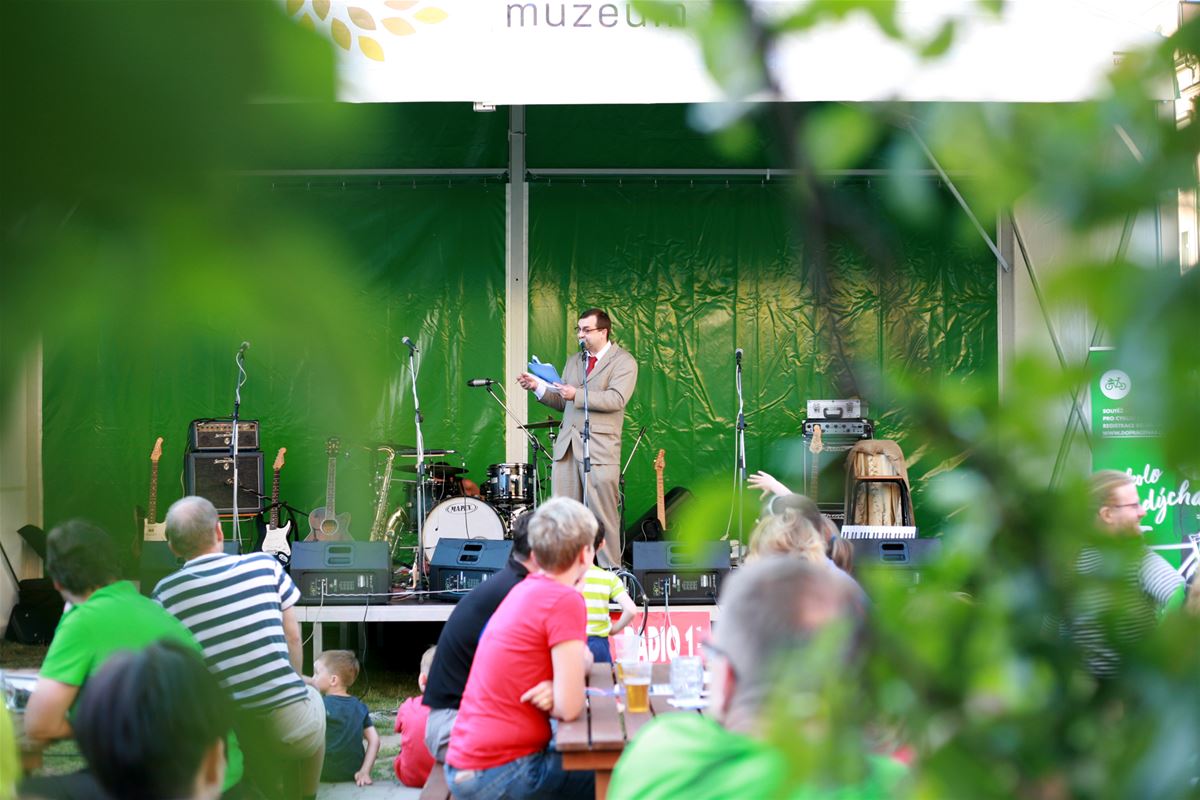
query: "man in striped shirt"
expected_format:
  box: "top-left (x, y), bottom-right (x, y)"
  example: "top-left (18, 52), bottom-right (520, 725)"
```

top-left (1071, 471), bottom-right (1187, 677)
top-left (155, 496), bottom-right (326, 800)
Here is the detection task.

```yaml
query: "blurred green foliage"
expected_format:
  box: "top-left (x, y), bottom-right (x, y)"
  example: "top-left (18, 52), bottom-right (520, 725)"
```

top-left (640, 0), bottom-right (1200, 797)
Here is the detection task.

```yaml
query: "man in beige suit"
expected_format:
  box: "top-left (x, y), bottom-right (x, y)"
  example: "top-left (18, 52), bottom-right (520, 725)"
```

top-left (518, 308), bottom-right (638, 566)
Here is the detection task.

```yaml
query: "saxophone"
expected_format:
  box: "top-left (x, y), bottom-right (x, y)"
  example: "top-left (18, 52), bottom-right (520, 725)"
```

top-left (369, 446), bottom-right (397, 542)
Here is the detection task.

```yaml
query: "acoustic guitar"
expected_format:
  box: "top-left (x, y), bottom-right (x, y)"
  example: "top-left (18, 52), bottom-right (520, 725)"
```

top-left (143, 437), bottom-right (167, 542)
top-left (307, 438), bottom-right (351, 542)
top-left (260, 448), bottom-right (291, 562)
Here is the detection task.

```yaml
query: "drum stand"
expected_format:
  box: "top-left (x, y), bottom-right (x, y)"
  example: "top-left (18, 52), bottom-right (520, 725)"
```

top-left (484, 383), bottom-right (553, 507)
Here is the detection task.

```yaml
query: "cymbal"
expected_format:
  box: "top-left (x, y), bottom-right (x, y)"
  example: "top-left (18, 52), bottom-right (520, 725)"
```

top-left (520, 419), bottom-right (560, 431)
top-left (391, 448), bottom-right (457, 457)
top-left (396, 463), bottom-right (467, 476)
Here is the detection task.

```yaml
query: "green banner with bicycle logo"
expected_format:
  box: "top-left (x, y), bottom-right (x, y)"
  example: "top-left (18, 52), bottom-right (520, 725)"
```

top-left (1089, 347), bottom-right (1200, 566)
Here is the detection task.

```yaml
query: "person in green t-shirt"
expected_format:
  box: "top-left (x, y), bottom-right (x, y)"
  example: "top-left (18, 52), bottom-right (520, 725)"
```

top-left (609, 557), bottom-right (907, 800)
top-left (20, 520), bottom-right (243, 797)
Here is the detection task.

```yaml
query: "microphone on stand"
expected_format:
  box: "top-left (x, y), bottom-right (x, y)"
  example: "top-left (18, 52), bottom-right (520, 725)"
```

top-left (466, 378), bottom-right (497, 387)
top-left (402, 336), bottom-right (418, 353)
top-left (237, 341), bottom-right (250, 358)
top-left (735, 347), bottom-right (743, 365)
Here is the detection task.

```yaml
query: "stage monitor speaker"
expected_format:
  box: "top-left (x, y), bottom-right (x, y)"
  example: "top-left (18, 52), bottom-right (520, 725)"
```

top-left (184, 452), bottom-right (265, 514)
top-left (290, 541), bottom-right (391, 606)
top-left (632, 541), bottom-right (729, 606)
top-left (850, 538), bottom-right (942, 584)
top-left (429, 538), bottom-right (513, 602)
top-left (622, 486), bottom-right (693, 560)
top-left (139, 540), bottom-right (241, 597)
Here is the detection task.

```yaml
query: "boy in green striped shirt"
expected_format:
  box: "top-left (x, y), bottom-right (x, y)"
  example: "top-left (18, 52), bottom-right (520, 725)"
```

top-left (580, 524), bottom-right (638, 663)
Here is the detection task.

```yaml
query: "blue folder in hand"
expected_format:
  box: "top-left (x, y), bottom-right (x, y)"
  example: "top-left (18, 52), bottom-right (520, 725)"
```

top-left (527, 356), bottom-right (562, 385)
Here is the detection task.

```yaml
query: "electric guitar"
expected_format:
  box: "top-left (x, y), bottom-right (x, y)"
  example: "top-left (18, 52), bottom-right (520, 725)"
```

top-left (143, 437), bottom-right (167, 541)
top-left (261, 448), bottom-right (291, 562)
top-left (808, 424), bottom-right (823, 502)
top-left (307, 438), bottom-right (351, 542)
top-left (654, 449), bottom-right (667, 532)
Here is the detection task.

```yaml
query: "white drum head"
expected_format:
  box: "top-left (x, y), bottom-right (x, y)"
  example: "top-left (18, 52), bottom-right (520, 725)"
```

top-left (422, 496), bottom-right (505, 564)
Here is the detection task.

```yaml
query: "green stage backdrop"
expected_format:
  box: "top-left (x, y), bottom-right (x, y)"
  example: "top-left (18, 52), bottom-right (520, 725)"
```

top-left (42, 176), bottom-right (995, 558)
top-left (42, 181), bottom-right (506, 554)
top-left (529, 181), bottom-right (997, 533)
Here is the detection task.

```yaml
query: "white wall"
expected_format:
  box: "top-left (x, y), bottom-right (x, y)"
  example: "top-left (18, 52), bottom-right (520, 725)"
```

top-left (0, 344), bottom-right (44, 637)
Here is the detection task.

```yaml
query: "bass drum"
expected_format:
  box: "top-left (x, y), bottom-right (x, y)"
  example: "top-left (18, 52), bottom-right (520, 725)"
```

top-left (422, 496), bottom-right (505, 566)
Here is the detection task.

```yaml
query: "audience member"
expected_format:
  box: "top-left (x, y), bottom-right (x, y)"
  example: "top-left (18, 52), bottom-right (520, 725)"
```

top-left (609, 557), bottom-right (906, 799)
top-left (394, 646), bottom-right (437, 787)
top-left (581, 522), bottom-right (637, 663)
top-left (154, 496), bottom-right (324, 800)
top-left (748, 470), bottom-right (856, 572)
top-left (747, 506), bottom-right (827, 564)
top-left (423, 512), bottom-right (536, 763)
top-left (311, 650), bottom-right (379, 786)
top-left (444, 497), bottom-right (596, 800)
top-left (1070, 471), bottom-right (1187, 677)
top-left (73, 641), bottom-right (230, 800)
top-left (20, 520), bottom-right (242, 800)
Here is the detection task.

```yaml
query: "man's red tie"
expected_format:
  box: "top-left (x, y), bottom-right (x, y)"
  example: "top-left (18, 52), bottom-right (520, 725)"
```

top-left (586, 355), bottom-right (597, 376)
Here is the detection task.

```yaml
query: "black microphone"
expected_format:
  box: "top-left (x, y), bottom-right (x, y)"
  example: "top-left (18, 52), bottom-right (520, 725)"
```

top-left (466, 378), bottom-right (497, 387)
top-left (735, 347), bottom-right (743, 365)
top-left (237, 341), bottom-right (250, 357)
top-left (402, 336), bottom-right (418, 352)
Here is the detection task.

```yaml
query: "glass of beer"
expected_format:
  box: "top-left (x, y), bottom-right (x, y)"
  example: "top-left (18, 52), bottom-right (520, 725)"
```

top-left (622, 661), bottom-right (652, 713)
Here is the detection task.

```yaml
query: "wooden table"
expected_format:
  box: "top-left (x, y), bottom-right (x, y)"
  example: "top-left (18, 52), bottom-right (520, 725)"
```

top-left (556, 662), bottom-right (695, 800)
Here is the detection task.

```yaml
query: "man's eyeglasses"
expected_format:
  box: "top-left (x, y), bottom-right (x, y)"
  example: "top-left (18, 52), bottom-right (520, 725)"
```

top-left (1106, 502), bottom-right (1144, 510)
top-left (700, 640), bottom-right (730, 667)
top-left (576, 326), bottom-right (600, 334)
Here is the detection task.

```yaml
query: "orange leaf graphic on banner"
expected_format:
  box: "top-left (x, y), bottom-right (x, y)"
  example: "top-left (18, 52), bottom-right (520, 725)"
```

top-left (359, 35), bottom-right (385, 61)
top-left (413, 7), bottom-right (447, 24)
top-left (285, 0), bottom-right (303, 15)
top-left (313, 0), bottom-right (330, 20)
top-left (348, 6), bottom-right (376, 30)
top-left (385, 0), bottom-right (418, 9)
top-left (382, 17), bottom-right (415, 36)
top-left (298, 12), bottom-right (315, 29)
top-left (331, 18), bottom-right (351, 49)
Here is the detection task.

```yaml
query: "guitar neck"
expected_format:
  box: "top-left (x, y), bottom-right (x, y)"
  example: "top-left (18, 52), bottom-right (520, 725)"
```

top-left (325, 456), bottom-right (337, 515)
top-left (270, 469), bottom-right (282, 528)
top-left (148, 463), bottom-right (159, 523)
top-left (656, 472), bottom-right (666, 530)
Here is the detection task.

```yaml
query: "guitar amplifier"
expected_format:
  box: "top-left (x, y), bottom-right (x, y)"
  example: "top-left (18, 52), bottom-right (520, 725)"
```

top-left (184, 452), bottom-right (264, 514)
top-left (188, 419), bottom-right (260, 451)
top-left (429, 538), bottom-right (513, 602)
top-left (290, 541), bottom-right (391, 605)
top-left (632, 541), bottom-right (729, 606)
top-left (802, 414), bottom-right (874, 519)
top-left (139, 540), bottom-right (241, 597)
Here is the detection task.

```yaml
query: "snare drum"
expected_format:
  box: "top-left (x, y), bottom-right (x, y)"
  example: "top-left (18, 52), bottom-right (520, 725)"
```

top-left (483, 463), bottom-right (536, 507)
top-left (422, 496), bottom-right (505, 565)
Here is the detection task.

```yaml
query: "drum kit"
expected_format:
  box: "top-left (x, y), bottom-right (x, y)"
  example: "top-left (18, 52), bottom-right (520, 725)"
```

top-left (369, 418), bottom-right (561, 568)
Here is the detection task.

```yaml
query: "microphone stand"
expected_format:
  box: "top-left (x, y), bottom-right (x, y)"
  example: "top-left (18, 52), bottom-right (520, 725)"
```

top-left (405, 340), bottom-right (428, 589)
top-left (231, 347), bottom-right (248, 548)
top-left (579, 342), bottom-right (593, 512)
top-left (734, 350), bottom-right (747, 544)
top-left (484, 383), bottom-right (552, 505)
top-left (619, 425), bottom-right (648, 561)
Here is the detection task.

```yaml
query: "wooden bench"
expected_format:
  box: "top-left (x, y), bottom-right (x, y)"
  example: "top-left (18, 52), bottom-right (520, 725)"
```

top-left (557, 662), bottom-right (694, 800)
top-left (419, 761), bottom-right (452, 800)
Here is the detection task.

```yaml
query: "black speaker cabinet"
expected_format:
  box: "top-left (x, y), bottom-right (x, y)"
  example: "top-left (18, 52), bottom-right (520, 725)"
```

top-left (850, 538), bottom-right (942, 583)
top-left (184, 452), bottom-right (264, 514)
top-left (188, 419), bottom-right (260, 451)
top-left (429, 538), bottom-right (513, 602)
top-left (622, 486), bottom-right (693, 563)
top-left (290, 541), bottom-right (391, 606)
top-left (139, 540), bottom-right (241, 597)
top-left (632, 541), bottom-right (729, 605)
